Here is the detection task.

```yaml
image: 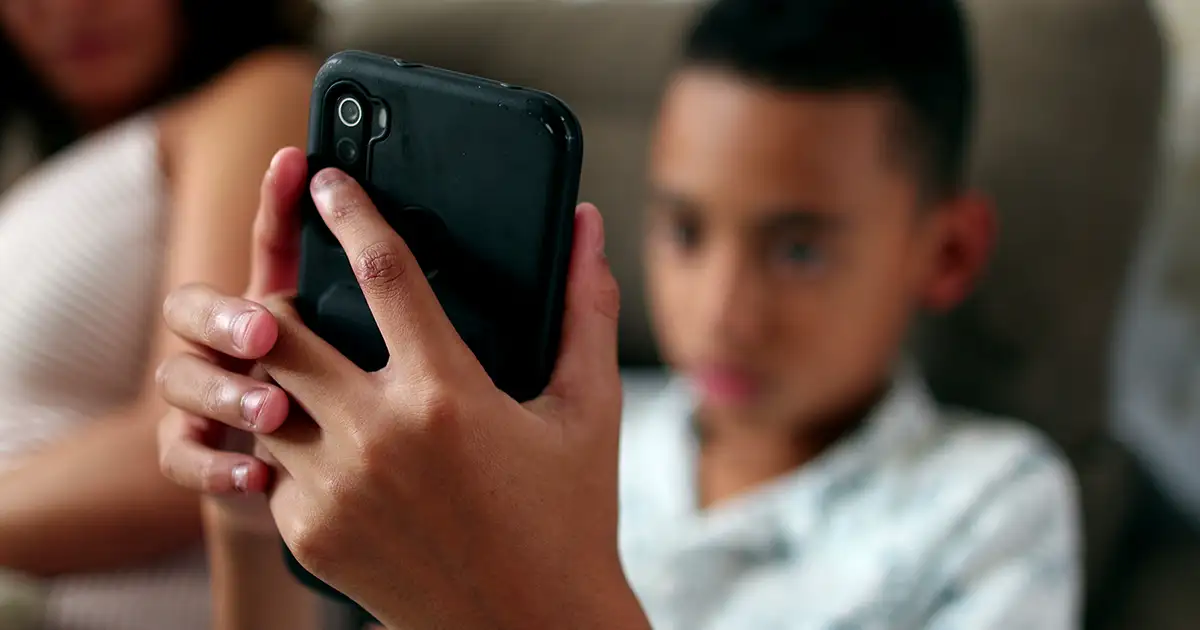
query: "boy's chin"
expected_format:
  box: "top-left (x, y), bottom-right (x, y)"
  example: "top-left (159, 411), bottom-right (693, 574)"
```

top-left (693, 391), bottom-right (792, 430)
top-left (694, 388), bottom-right (874, 435)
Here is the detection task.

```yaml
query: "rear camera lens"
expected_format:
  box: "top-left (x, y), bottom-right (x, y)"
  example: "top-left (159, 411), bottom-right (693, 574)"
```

top-left (338, 96), bottom-right (362, 127)
top-left (336, 138), bottom-right (359, 164)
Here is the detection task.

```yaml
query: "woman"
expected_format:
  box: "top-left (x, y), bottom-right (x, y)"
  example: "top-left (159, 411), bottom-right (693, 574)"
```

top-left (0, 1), bottom-right (322, 628)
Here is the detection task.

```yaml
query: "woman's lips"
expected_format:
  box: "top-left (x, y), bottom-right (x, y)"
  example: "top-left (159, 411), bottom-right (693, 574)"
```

top-left (61, 33), bottom-right (122, 67)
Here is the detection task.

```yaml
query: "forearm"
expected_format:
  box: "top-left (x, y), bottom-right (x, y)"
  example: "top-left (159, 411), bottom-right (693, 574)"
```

top-left (204, 501), bottom-right (323, 630)
top-left (0, 403), bottom-right (202, 576)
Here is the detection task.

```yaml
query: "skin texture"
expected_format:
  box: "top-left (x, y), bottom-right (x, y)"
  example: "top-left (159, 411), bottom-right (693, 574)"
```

top-left (645, 69), bottom-right (993, 506)
top-left (156, 149), bottom-right (649, 630)
top-left (0, 0), bottom-right (318, 580)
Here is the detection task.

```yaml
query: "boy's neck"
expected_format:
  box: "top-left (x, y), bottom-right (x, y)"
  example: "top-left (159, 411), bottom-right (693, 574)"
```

top-left (695, 385), bottom-right (886, 510)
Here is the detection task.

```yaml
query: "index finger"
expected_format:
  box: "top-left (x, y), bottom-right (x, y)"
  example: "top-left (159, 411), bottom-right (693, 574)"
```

top-left (307, 168), bottom-right (462, 364)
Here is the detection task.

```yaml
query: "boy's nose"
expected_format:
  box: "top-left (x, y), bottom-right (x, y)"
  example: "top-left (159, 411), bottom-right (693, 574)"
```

top-left (698, 256), bottom-right (772, 350)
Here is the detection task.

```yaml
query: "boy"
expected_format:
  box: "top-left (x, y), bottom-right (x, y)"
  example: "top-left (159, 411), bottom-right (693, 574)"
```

top-left (617, 0), bottom-right (1080, 627)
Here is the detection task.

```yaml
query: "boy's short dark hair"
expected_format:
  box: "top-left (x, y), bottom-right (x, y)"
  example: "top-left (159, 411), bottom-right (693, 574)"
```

top-left (684, 0), bottom-right (975, 199)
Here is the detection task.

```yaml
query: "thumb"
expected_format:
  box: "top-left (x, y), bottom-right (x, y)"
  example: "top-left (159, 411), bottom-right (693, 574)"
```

top-left (246, 147), bottom-right (307, 300)
top-left (539, 203), bottom-right (622, 418)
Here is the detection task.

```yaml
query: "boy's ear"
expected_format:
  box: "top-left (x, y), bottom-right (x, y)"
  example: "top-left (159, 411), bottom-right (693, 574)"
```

top-left (920, 191), bottom-right (996, 312)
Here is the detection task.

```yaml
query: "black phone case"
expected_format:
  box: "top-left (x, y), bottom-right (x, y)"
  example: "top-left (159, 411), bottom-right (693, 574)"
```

top-left (286, 51), bottom-right (583, 608)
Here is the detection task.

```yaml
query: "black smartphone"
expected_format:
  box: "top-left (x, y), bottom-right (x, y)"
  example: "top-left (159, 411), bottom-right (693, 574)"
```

top-left (286, 51), bottom-right (584, 605)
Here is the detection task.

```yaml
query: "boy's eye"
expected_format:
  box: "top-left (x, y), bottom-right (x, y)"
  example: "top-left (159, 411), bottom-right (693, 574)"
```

top-left (668, 215), bottom-right (702, 251)
top-left (774, 238), bottom-right (823, 267)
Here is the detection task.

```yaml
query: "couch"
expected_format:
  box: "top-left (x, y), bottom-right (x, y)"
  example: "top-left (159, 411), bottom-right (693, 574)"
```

top-left (318, 0), bottom-right (1195, 627)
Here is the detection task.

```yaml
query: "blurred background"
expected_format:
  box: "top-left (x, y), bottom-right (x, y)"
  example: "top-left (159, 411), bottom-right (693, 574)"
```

top-left (1, 0), bottom-right (1199, 629)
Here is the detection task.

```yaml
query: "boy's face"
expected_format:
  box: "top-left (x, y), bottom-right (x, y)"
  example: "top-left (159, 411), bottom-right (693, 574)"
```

top-left (646, 68), bottom-right (991, 430)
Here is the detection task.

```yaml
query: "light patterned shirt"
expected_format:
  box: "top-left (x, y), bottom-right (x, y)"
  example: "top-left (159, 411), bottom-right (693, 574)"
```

top-left (617, 370), bottom-right (1082, 630)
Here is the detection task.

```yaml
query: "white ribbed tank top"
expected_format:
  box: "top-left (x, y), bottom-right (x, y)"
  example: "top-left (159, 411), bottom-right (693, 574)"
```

top-left (0, 117), bottom-right (209, 630)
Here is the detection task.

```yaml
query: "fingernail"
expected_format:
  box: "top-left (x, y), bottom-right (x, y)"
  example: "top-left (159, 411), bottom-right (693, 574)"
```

top-left (241, 389), bottom-right (268, 430)
top-left (267, 150), bottom-right (284, 179)
top-left (230, 311), bottom-right (254, 352)
top-left (311, 168), bottom-right (346, 191)
top-left (231, 463), bottom-right (250, 493)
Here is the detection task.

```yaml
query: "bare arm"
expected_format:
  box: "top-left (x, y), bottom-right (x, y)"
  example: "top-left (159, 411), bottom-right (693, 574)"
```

top-left (204, 503), bottom-right (323, 630)
top-left (0, 50), bottom-right (316, 583)
top-left (168, 51), bottom-right (324, 630)
top-left (0, 396), bottom-right (196, 575)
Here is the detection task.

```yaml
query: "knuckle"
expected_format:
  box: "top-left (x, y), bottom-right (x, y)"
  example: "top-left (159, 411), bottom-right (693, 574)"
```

top-left (197, 371), bottom-right (231, 418)
top-left (200, 297), bottom-right (228, 346)
top-left (260, 294), bottom-right (298, 322)
top-left (345, 417), bottom-right (382, 462)
top-left (286, 518), bottom-right (337, 576)
top-left (285, 494), bottom-right (352, 577)
top-left (352, 242), bottom-right (407, 292)
top-left (414, 379), bottom-right (461, 429)
top-left (162, 284), bottom-right (203, 331)
top-left (324, 184), bottom-right (368, 221)
top-left (354, 427), bottom-right (399, 482)
top-left (251, 210), bottom-right (270, 242)
top-left (338, 406), bottom-right (393, 478)
top-left (198, 455), bottom-right (227, 493)
top-left (252, 206), bottom-right (290, 248)
top-left (595, 273), bottom-right (622, 322)
top-left (157, 443), bottom-right (179, 481)
top-left (154, 356), bottom-right (176, 391)
top-left (156, 411), bottom-right (173, 446)
top-left (161, 290), bottom-right (180, 323)
top-left (162, 283), bottom-right (194, 315)
top-left (321, 470), bottom-right (357, 515)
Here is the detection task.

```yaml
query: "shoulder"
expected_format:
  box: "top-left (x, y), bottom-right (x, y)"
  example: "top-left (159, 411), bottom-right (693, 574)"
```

top-left (151, 49), bottom-right (317, 258)
top-left (160, 48), bottom-right (317, 157)
top-left (186, 47), bottom-right (316, 112)
top-left (922, 410), bottom-right (1077, 504)
top-left (904, 414), bottom-right (1082, 625)
top-left (896, 409), bottom-right (1080, 557)
top-left (200, 48), bottom-right (317, 104)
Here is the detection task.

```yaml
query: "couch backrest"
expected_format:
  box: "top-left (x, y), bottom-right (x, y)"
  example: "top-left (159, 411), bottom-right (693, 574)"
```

top-left (320, 0), bottom-right (1166, 591)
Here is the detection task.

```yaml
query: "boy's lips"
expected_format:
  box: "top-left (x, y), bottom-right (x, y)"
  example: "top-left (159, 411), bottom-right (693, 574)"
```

top-left (688, 364), bottom-right (762, 405)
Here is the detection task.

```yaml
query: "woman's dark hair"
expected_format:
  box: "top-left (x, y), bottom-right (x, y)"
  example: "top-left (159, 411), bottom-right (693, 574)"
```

top-left (0, 0), bottom-right (320, 157)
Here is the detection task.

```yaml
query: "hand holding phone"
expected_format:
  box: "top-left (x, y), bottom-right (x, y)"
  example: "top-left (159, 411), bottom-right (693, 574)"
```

top-left (289, 51), bottom-right (584, 604)
top-left (155, 161), bottom-right (640, 630)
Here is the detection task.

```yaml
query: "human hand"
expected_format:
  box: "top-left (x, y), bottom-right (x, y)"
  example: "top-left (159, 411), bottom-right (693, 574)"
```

top-left (156, 147), bottom-right (308, 535)
top-left (258, 169), bottom-right (641, 629)
top-left (158, 164), bottom-right (647, 629)
top-left (156, 155), bottom-right (647, 629)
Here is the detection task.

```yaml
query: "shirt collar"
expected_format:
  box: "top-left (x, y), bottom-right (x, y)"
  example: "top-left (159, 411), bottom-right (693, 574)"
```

top-left (640, 364), bottom-right (940, 552)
